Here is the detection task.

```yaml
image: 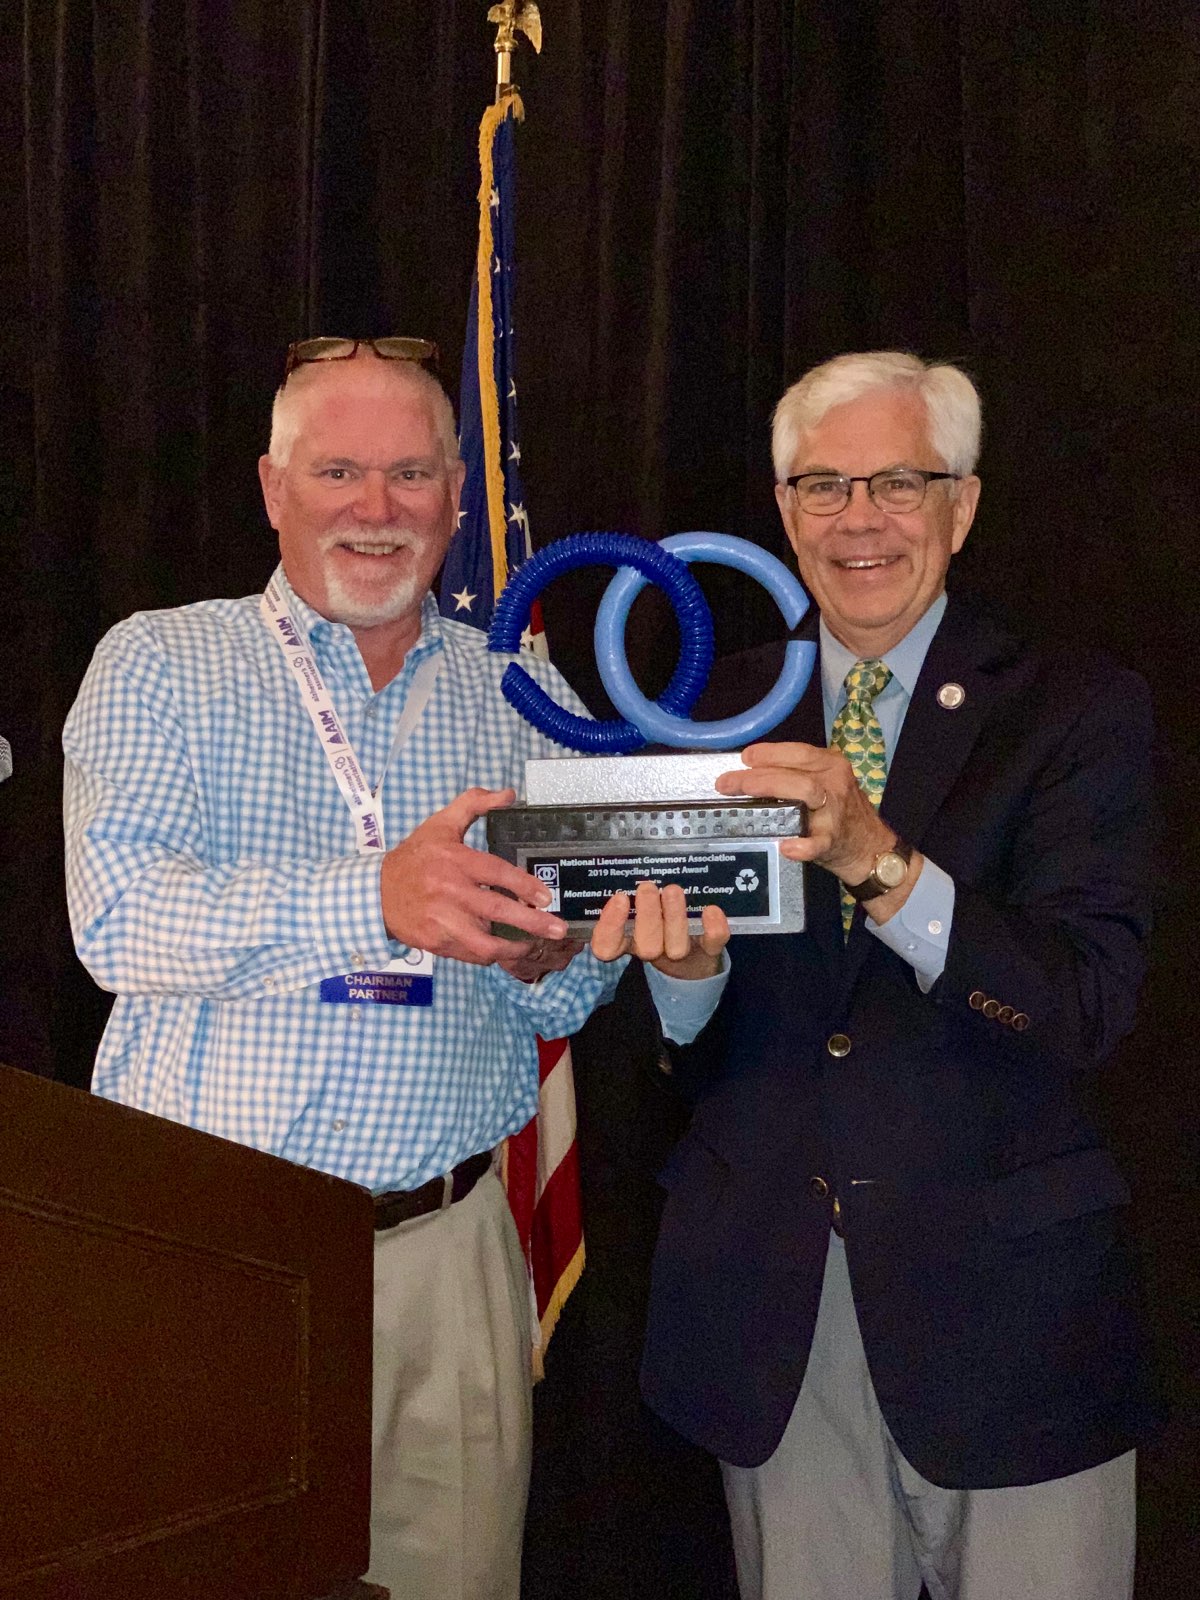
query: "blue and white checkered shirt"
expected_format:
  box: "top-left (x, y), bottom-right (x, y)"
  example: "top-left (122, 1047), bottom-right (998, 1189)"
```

top-left (64, 568), bottom-right (623, 1191)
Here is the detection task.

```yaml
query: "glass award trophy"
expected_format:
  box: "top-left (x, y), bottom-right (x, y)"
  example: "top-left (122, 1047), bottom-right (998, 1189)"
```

top-left (486, 532), bottom-right (817, 936)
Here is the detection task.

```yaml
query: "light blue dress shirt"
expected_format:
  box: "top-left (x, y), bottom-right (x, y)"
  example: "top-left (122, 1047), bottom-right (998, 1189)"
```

top-left (647, 594), bottom-right (956, 1042)
top-left (64, 569), bottom-right (624, 1190)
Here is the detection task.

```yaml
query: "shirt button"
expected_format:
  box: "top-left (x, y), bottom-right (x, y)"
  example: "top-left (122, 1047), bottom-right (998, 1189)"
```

top-left (263, 976), bottom-right (274, 988)
top-left (331, 1119), bottom-right (346, 1132)
top-left (364, 702), bottom-right (378, 718)
top-left (927, 919), bottom-right (943, 936)
top-left (827, 1033), bottom-right (851, 1058)
top-left (351, 953), bottom-right (366, 968)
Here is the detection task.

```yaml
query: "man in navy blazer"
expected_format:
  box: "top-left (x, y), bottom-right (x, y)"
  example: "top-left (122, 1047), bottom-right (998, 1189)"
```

top-left (624, 352), bottom-right (1159, 1600)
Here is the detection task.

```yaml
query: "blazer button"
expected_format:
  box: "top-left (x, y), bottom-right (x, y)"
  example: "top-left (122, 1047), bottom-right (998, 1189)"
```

top-left (998, 1005), bottom-right (1014, 1024)
top-left (809, 1175), bottom-right (830, 1198)
top-left (968, 990), bottom-right (986, 1010)
top-left (982, 999), bottom-right (1001, 1019)
top-left (1012, 1012), bottom-right (1030, 1031)
top-left (827, 1033), bottom-right (852, 1057)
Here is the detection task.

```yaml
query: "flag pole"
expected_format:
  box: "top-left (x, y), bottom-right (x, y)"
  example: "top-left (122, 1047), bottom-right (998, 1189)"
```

top-left (462, 1), bottom-right (584, 1382)
top-left (488, 0), bottom-right (542, 105)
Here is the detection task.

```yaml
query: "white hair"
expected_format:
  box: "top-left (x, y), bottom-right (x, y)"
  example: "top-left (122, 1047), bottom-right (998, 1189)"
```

top-left (771, 350), bottom-right (982, 481)
top-left (268, 355), bottom-right (460, 469)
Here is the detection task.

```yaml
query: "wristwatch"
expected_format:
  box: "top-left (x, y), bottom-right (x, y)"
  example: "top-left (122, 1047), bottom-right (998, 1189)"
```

top-left (842, 837), bottom-right (914, 902)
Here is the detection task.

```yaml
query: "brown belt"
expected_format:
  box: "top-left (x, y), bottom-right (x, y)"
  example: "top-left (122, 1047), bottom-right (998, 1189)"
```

top-left (373, 1150), bottom-right (494, 1232)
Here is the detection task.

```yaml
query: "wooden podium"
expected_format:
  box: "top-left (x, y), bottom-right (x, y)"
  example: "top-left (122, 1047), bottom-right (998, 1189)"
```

top-left (0, 1064), bottom-right (382, 1600)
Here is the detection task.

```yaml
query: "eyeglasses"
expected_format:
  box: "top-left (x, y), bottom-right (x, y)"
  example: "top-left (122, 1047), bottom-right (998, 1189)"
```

top-left (283, 336), bottom-right (440, 382)
top-left (785, 468), bottom-right (960, 515)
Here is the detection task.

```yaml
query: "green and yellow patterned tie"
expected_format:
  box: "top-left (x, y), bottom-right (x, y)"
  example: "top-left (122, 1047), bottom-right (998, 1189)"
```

top-left (830, 658), bottom-right (893, 936)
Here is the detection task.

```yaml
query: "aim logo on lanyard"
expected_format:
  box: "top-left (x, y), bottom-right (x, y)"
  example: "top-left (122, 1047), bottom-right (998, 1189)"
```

top-left (261, 578), bottom-right (441, 1007)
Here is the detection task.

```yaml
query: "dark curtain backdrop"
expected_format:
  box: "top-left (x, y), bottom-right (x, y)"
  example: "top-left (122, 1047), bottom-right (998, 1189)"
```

top-left (3, 3), bottom-right (1197, 1596)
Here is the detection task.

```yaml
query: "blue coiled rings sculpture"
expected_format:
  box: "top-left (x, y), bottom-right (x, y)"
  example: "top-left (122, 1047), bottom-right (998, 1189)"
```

top-left (487, 530), bottom-right (816, 754)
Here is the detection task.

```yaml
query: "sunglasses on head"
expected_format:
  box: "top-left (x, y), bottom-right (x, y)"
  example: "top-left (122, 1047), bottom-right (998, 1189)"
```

top-left (282, 336), bottom-right (440, 382)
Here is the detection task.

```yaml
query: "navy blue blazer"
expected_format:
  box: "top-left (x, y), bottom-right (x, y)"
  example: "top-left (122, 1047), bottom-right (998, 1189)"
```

top-left (640, 595), bottom-right (1162, 1485)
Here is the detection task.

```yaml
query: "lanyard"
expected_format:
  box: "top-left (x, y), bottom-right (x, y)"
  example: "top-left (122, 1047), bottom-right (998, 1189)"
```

top-left (260, 577), bottom-right (442, 854)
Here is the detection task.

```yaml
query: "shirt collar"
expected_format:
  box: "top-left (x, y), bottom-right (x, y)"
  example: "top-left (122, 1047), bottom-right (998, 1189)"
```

top-left (269, 565), bottom-right (445, 670)
top-left (820, 590), bottom-right (948, 707)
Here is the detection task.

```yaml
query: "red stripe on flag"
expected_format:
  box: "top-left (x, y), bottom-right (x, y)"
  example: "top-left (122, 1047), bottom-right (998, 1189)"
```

top-left (506, 1035), bottom-right (581, 1284)
top-left (530, 1135), bottom-right (584, 1321)
top-left (505, 1111), bottom-right (538, 1262)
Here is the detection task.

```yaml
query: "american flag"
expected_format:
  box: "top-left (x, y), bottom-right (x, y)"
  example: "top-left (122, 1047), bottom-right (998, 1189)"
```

top-left (440, 95), bottom-right (584, 1376)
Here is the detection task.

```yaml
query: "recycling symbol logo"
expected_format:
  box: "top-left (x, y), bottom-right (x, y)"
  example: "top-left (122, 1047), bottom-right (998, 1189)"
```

top-left (735, 868), bottom-right (760, 894)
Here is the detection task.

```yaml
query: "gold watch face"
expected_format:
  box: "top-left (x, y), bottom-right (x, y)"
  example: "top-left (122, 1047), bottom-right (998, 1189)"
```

top-left (874, 850), bottom-right (908, 889)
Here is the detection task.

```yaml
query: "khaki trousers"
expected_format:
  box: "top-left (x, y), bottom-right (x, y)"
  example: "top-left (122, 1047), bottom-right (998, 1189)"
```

top-left (366, 1170), bottom-right (533, 1600)
top-left (722, 1233), bottom-right (1136, 1600)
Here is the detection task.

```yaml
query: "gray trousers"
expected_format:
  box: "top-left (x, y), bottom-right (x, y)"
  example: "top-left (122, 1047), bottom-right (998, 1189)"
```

top-left (366, 1170), bottom-right (532, 1600)
top-left (722, 1233), bottom-right (1135, 1600)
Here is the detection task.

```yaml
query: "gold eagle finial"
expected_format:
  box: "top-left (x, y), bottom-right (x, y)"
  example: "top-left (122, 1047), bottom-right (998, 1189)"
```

top-left (488, 2), bottom-right (543, 57)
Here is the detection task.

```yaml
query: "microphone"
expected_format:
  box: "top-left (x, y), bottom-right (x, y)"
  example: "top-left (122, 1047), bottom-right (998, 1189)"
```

top-left (0, 736), bottom-right (10, 782)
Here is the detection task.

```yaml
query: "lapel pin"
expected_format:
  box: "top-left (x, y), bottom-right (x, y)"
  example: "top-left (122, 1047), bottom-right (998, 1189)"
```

top-left (937, 682), bottom-right (966, 710)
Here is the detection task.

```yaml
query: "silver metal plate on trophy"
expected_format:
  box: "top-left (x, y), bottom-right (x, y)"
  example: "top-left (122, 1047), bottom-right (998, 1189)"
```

top-left (523, 751), bottom-right (746, 807)
top-left (488, 754), bottom-right (808, 938)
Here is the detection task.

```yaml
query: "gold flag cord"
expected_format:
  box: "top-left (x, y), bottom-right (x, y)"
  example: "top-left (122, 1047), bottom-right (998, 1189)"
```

top-left (473, 97), bottom-right (523, 597)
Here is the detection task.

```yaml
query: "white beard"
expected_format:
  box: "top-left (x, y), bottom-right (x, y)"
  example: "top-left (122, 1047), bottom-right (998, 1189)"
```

top-left (318, 526), bottom-right (426, 628)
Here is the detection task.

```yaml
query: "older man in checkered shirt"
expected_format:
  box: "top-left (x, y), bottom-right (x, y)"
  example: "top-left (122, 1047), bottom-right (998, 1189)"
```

top-left (65, 341), bottom-right (640, 1600)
